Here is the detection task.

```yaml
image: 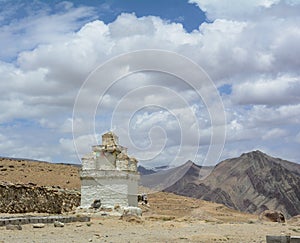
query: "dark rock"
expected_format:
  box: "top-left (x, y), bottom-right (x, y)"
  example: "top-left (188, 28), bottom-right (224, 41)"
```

top-left (90, 199), bottom-right (101, 209)
top-left (260, 210), bottom-right (286, 223)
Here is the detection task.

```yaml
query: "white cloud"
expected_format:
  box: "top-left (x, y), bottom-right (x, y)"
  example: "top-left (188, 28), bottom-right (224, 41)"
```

top-left (249, 104), bottom-right (300, 125)
top-left (232, 75), bottom-right (300, 105)
top-left (0, 1), bottom-right (299, 165)
top-left (296, 132), bottom-right (300, 143)
top-left (0, 132), bottom-right (53, 162)
top-left (189, 0), bottom-right (281, 20)
top-left (59, 133), bottom-right (101, 161)
top-left (262, 128), bottom-right (288, 140)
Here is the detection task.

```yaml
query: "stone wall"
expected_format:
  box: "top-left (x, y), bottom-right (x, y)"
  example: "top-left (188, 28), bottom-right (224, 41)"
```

top-left (0, 182), bottom-right (80, 214)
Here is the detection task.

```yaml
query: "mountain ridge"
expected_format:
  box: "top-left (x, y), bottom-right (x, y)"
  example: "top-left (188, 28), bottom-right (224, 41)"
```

top-left (162, 150), bottom-right (300, 218)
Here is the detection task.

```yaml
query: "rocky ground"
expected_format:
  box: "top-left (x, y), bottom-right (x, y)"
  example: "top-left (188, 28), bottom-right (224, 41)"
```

top-left (1, 157), bottom-right (300, 242)
top-left (1, 214), bottom-right (300, 243)
top-left (1, 191), bottom-right (300, 243)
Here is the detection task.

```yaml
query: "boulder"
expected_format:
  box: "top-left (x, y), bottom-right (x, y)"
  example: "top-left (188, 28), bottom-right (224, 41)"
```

top-left (54, 221), bottom-right (64, 227)
top-left (6, 224), bottom-right (22, 230)
top-left (90, 199), bottom-right (101, 209)
top-left (122, 206), bottom-right (142, 217)
top-left (260, 210), bottom-right (285, 223)
top-left (32, 223), bottom-right (45, 228)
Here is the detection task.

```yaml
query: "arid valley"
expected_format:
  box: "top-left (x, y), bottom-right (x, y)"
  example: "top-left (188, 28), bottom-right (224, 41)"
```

top-left (1, 155), bottom-right (300, 242)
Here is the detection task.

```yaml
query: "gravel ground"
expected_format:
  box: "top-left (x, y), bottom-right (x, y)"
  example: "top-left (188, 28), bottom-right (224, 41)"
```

top-left (1, 216), bottom-right (300, 243)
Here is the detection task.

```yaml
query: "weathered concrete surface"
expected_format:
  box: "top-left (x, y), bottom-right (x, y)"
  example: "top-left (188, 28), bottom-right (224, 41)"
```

top-left (80, 132), bottom-right (139, 209)
top-left (266, 235), bottom-right (300, 243)
top-left (291, 236), bottom-right (300, 243)
top-left (266, 235), bottom-right (291, 243)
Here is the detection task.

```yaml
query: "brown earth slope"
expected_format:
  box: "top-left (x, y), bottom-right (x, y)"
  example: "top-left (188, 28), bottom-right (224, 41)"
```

top-left (0, 157), bottom-right (80, 190)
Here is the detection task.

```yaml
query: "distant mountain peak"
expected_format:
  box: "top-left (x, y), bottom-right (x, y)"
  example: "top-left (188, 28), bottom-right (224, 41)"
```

top-left (241, 150), bottom-right (267, 158)
top-left (183, 160), bottom-right (196, 166)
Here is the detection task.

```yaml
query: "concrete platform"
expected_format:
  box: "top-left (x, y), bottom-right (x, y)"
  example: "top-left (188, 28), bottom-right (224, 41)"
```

top-left (0, 215), bottom-right (90, 226)
top-left (266, 235), bottom-right (300, 243)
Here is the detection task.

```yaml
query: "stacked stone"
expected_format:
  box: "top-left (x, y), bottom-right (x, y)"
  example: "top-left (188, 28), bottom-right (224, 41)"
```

top-left (0, 181), bottom-right (80, 214)
top-left (0, 215), bottom-right (90, 227)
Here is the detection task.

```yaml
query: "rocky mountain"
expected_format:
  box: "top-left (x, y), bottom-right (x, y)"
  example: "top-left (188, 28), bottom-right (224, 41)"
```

top-left (162, 150), bottom-right (300, 218)
top-left (139, 160), bottom-right (214, 191)
top-left (137, 165), bottom-right (156, 175)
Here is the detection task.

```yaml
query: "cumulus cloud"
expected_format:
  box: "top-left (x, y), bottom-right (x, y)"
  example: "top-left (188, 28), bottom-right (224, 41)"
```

top-left (262, 128), bottom-right (287, 140)
top-left (232, 75), bottom-right (300, 105)
top-left (0, 0), bottom-right (299, 164)
top-left (188, 0), bottom-right (294, 20)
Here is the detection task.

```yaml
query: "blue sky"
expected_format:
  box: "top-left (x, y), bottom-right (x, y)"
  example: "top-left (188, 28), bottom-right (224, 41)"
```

top-left (83, 0), bottom-right (206, 32)
top-left (0, 0), bottom-right (300, 167)
top-left (54, 0), bottom-right (206, 32)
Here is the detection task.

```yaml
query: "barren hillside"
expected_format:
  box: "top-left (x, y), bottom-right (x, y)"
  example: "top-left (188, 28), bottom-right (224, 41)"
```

top-left (0, 157), bottom-right (80, 190)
